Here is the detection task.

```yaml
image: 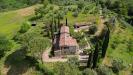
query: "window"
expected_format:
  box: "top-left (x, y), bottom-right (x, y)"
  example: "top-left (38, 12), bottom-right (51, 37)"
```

top-left (64, 47), bottom-right (69, 49)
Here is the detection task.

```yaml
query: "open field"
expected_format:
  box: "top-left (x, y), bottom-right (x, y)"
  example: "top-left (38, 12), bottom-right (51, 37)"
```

top-left (0, 5), bottom-right (40, 38)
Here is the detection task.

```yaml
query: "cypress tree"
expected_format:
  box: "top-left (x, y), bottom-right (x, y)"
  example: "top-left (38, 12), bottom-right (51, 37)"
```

top-left (54, 19), bottom-right (57, 32)
top-left (101, 27), bottom-right (110, 58)
top-left (66, 18), bottom-right (68, 26)
top-left (92, 37), bottom-right (99, 68)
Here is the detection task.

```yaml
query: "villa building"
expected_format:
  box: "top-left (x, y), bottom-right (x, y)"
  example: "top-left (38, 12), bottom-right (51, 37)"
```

top-left (54, 25), bottom-right (78, 56)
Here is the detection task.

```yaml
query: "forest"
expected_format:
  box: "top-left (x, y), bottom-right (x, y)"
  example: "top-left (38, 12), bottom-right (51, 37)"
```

top-left (0, 0), bottom-right (133, 75)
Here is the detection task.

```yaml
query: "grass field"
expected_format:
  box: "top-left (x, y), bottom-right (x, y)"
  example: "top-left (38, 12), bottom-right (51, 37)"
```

top-left (103, 21), bottom-right (133, 74)
top-left (0, 5), bottom-right (39, 38)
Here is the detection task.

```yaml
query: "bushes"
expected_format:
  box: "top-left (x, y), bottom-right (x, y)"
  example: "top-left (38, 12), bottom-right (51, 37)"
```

top-left (88, 25), bottom-right (97, 35)
top-left (67, 57), bottom-right (79, 67)
top-left (72, 11), bottom-right (79, 17)
top-left (96, 65), bottom-right (113, 75)
top-left (82, 3), bottom-right (96, 14)
top-left (19, 22), bottom-right (31, 33)
top-left (0, 35), bottom-right (13, 57)
top-left (83, 68), bottom-right (97, 75)
top-left (77, 0), bottom-right (85, 9)
top-left (27, 37), bottom-right (51, 59)
top-left (36, 62), bottom-right (54, 75)
top-left (53, 62), bottom-right (81, 75)
top-left (111, 59), bottom-right (125, 73)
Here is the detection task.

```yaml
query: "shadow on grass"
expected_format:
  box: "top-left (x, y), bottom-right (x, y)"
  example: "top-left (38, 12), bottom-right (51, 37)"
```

top-left (4, 47), bottom-right (32, 75)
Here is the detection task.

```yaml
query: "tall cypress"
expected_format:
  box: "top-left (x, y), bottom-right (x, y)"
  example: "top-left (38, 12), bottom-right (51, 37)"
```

top-left (92, 37), bottom-right (99, 68)
top-left (101, 27), bottom-right (110, 58)
top-left (66, 18), bottom-right (68, 26)
top-left (51, 18), bottom-right (54, 41)
top-left (57, 15), bottom-right (60, 31)
top-left (54, 19), bottom-right (57, 32)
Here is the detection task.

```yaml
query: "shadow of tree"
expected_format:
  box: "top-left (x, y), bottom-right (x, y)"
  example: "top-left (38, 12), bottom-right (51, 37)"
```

top-left (4, 47), bottom-right (32, 75)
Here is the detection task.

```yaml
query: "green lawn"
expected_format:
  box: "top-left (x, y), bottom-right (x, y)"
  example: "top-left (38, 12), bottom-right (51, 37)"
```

top-left (0, 5), bottom-right (38, 39)
top-left (105, 21), bottom-right (133, 66)
top-left (0, 11), bottom-right (22, 38)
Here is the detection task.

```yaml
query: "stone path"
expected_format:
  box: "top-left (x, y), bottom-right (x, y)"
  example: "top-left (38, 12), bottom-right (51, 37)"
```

top-left (42, 48), bottom-right (67, 62)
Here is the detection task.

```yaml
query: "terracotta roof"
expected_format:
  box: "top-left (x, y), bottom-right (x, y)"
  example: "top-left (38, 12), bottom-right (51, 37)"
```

top-left (59, 26), bottom-right (77, 46)
top-left (60, 25), bottom-right (69, 33)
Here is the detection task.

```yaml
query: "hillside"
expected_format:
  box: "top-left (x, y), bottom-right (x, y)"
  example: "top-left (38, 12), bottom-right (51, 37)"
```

top-left (0, 5), bottom-right (42, 75)
top-left (0, 5), bottom-right (40, 38)
top-left (0, 0), bottom-right (133, 75)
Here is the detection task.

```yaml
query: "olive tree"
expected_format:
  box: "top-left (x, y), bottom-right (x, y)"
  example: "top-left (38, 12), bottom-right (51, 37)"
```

top-left (27, 37), bottom-right (51, 60)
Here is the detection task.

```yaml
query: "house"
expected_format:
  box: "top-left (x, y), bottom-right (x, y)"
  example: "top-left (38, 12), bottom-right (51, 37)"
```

top-left (54, 25), bottom-right (78, 56)
top-left (74, 22), bottom-right (92, 32)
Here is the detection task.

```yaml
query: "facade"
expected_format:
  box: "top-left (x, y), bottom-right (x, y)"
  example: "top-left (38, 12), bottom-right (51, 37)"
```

top-left (54, 25), bottom-right (78, 56)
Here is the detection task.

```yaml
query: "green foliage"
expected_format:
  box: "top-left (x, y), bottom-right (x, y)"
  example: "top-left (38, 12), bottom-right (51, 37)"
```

top-left (18, 31), bottom-right (40, 45)
top-left (88, 25), bottom-right (97, 35)
top-left (27, 37), bottom-right (50, 59)
top-left (43, 0), bottom-right (49, 8)
top-left (83, 68), bottom-right (97, 75)
top-left (77, 0), bottom-right (85, 9)
top-left (18, 27), bottom-right (50, 59)
top-left (100, 0), bottom-right (129, 17)
top-left (82, 3), bottom-right (96, 14)
top-left (127, 39), bottom-right (133, 52)
top-left (53, 62), bottom-right (81, 75)
top-left (111, 59), bottom-right (125, 74)
top-left (19, 22), bottom-right (31, 33)
top-left (0, 0), bottom-right (42, 12)
top-left (79, 38), bottom-right (88, 49)
top-left (67, 57), bottom-right (79, 67)
top-left (36, 62), bottom-right (54, 75)
top-left (107, 20), bottom-right (133, 65)
top-left (72, 11), bottom-right (79, 17)
top-left (96, 65), bottom-right (114, 75)
top-left (0, 35), bottom-right (13, 57)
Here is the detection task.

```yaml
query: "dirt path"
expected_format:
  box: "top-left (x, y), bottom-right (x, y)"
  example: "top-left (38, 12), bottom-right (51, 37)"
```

top-left (95, 17), bottom-right (106, 37)
top-left (17, 4), bottom-right (41, 17)
top-left (42, 48), bottom-right (67, 62)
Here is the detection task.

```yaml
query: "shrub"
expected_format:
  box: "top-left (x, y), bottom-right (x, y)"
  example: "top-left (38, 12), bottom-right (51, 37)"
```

top-left (83, 68), bottom-right (97, 75)
top-left (96, 65), bottom-right (113, 75)
top-left (27, 37), bottom-right (51, 59)
top-left (67, 56), bottom-right (79, 67)
top-left (19, 22), bottom-right (31, 33)
top-left (72, 11), bottom-right (79, 17)
top-left (88, 25), bottom-right (97, 35)
top-left (36, 62), bottom-right (54, 75)
top-left (0, 35), bottom-right (13, 57)
top-left (53, 62), bottom-right (81, 75)
top-left (111, 59), bottom-right (125, 74)
top-left (77, 0), bottom-right (85, 9)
